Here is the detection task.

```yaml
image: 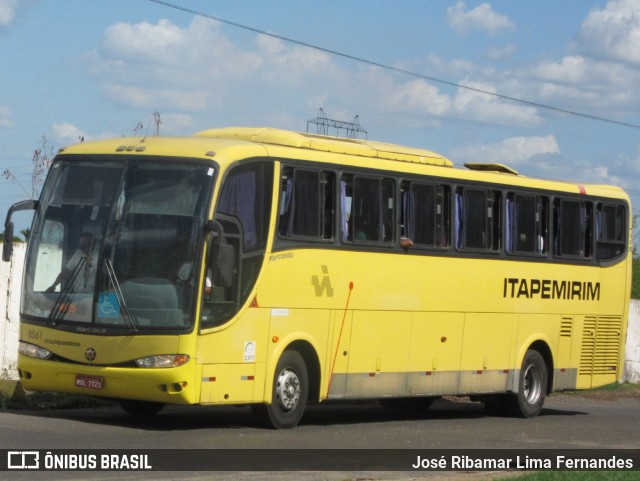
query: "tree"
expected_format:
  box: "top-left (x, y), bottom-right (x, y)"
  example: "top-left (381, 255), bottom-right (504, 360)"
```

top-left (632, 214), bottom-right (639, 299)
top-left (0, 232), bottom-right (22, 243)
top-left (633, 258), bottom-right (640, 299)
top-left (2, 135), bottom-right (54, 201)
top-left (30, 136), bottom-right (54, 198)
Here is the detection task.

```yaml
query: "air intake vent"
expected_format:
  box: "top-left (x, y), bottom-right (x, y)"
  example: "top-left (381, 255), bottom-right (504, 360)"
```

top-left (560, 317), bottom-right (573, 337)
top-left (579, 316), bottom-right (622, 376)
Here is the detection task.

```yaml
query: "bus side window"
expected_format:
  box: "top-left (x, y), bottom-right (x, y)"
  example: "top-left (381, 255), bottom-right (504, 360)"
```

top-left (292, 169), bottom-right (322, 237)
top-left (340, 176), bottom-right (353, 242)
top-left (203, 161), bottom-right (274, 328)
top-left (403, 181), bottom-right (450, 248)
top-left (353, 177), bottom-right (381, 242)
top-left (506, 193), bottom-right (549, 255)
top-left (278, 168), bottom-right (293, 237)
top-left (278, 167), bottom-right (334, 241)
top-left (341, 175), bottom-right (394, 244)
top-left (456, 187), bottom-right (501, 251)
top-left (322, 172), bottom-right (336, 240)
top-left (539, 197), bottom-right (550, 254)
top-left (382, 179), bottom-right (394, 242)
top-left (553, 198), bottom-right (593, 258)
top-left (596, 202), bottom-right (627, 260)
top-left (458, 188), bottom-right (484, 249)
top-left (435, 185), bottom-right (450, 247)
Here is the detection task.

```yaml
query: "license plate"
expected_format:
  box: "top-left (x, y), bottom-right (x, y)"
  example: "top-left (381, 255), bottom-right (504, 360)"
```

top-left (75, 375), bottom-right (104, 390)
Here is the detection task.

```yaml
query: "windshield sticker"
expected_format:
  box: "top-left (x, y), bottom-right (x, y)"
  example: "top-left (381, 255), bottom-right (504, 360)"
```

top-left (98, 292), bottom-right (121, 318)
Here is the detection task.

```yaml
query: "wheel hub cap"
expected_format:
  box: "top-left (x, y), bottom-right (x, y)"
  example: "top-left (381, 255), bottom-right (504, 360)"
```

top-left (276, 368), bottom-right (301, 412)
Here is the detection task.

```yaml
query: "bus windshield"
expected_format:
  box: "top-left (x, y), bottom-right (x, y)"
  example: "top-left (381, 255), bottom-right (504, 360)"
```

top-left (22, 156), bottom-right (215, 332)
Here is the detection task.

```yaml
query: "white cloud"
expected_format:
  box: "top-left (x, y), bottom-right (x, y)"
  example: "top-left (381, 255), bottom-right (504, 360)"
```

top-left (0, 105), bottom-right (13, 127)
top-left (446, 1), bottom-right (514, 35)
top-left (81, 15), bottom-right (575, 135)
top-left (520, 0), bottom-right (640, 116)
top-left (533, 55), bottom-right (588, 84)
top-left (0, 0), bottom-right (21, 28)
top-left (428, 0), bottom-right (640, 124)
top-left (587, 145), bottom-right (640, 191)
top-left (451, 80), bottom-right (542, 126)
top-left (51, 123), bottom-right (89, 146)
top-left (486, 44), bottom-right (517, 60)
top-left (100, 19), bottom-right (187, 64)
top-left (522, 54), bottom-right (640, 116)
top-left (387, 79), bottom-right (451, 116)
top-left (102, 83), bottom-right (212, 112)
top-left (89, 17), bottom-right (337, 115)
top-left (423, 53), bottom-right (475, 77)
top-left (256, 34), bottom-right (331, 68)
top-left (156, 113), bottom-right (195, 134)
top-left (450, 135), bottom-right (560, 165)
top-left (574, 0), bottom-right (640, 66)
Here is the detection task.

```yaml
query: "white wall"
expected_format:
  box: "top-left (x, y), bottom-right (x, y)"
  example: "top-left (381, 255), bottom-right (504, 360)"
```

top-left (0, 243), bottom-right (25, 381)
top-left (625, 300), bottom-right (640, 383)
top-left (1, 246), bottom-right (639, 383)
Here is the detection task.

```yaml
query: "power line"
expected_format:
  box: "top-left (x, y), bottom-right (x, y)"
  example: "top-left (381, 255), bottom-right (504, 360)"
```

top-left (148, 0), bottom-right (640, 131)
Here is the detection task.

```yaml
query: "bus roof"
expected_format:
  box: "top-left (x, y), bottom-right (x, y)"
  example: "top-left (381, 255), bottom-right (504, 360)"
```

top-left (194, 127), bottom-right (454, 167)
top-left (57, 127), bottom-right (628, 202)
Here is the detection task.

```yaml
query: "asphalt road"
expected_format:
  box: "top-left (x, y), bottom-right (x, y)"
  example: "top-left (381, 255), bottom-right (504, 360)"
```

top-left (1, 393), bottom-right (638, 480)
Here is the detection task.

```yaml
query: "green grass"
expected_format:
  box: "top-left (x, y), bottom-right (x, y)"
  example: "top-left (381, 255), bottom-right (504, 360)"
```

top-left (592, 382), bottom-right (640, 393)
top-left (553, 381), bottom-right (640, 399)
top-left (505, 472), bottom-right (637, 481)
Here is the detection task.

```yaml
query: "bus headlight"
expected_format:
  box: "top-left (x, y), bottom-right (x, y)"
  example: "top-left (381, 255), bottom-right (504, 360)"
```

top-left (19, 341), bottom-right (52, 359)
top-left (135, 354), bottom-right (190, 368)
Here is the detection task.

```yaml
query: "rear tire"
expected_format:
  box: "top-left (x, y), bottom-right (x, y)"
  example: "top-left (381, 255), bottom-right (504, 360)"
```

top-left (504, 349), bottom-right (547, 418)
top-left (252, 350), bottom-right (308, 429)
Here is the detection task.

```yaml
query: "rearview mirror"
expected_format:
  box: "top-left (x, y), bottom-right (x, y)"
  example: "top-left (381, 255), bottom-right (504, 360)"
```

top-left (2, 222), bottom-right (14, 262)
top-left (3, 199), bottom-right (37, 262)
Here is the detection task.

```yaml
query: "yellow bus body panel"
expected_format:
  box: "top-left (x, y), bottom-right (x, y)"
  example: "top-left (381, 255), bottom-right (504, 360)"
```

top-left (19, 128), bottom-right (631, 409)
top-left (18, 325), bottom-right (198, 403)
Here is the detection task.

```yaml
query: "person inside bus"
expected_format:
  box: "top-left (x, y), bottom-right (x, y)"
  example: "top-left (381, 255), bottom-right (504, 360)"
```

top-left (46, 232), bottom-right (96, 293)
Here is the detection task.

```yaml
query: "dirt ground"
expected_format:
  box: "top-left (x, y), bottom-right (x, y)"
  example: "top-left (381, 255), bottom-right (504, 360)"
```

top-left (551, 383), bottom-right (640, 400)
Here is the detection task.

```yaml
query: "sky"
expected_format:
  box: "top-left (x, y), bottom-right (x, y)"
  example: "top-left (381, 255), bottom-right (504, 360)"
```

top-left (2, 0), bottom-right (640, 234)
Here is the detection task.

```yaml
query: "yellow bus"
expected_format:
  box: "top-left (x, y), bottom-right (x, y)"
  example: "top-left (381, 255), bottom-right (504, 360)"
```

top-left (3, 127), bottom-right (631, 429)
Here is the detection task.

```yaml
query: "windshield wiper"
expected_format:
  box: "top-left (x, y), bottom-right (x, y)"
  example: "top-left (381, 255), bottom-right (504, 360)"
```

top-left (103, 258), bottom-right (138, 333)
top-left (47, 257), bottom-right (86, 325)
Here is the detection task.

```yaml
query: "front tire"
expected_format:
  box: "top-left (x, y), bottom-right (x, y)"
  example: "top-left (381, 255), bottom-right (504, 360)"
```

top-left (505, 349), bottom-right (547, 418)
top-left (253, 350), bottom-right (308, 429)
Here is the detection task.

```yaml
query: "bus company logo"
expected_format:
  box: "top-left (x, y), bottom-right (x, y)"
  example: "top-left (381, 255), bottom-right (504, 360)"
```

top-left (7, 451), bottom-right (39, 469)
top-left (85, 348), bottom-right (97, 361)
top-left (311, 265), bottom-right (334, 297)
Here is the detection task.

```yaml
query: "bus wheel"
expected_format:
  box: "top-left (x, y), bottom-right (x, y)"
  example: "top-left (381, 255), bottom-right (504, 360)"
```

top-left (506, 349), bottom-right (547, 418)
top-left (120, 400), bottom-right (165, 416)
top-left (253, 350), bottom-right (308, 429)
